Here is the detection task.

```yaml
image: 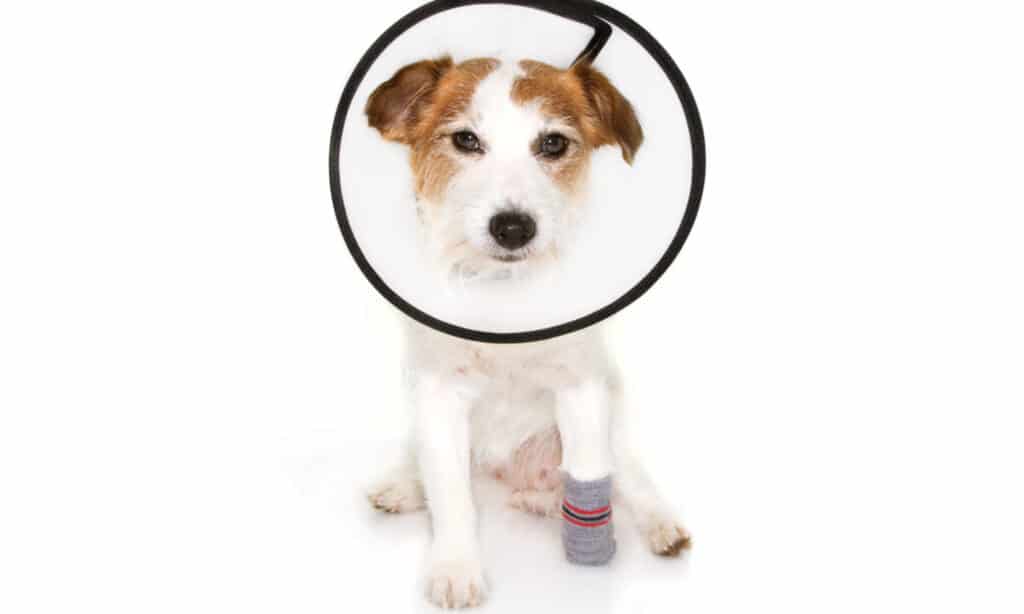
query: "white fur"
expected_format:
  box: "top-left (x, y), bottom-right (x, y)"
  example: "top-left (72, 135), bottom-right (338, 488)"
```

top-left (366, 59), bottom-right (690, 609)
top-left (419, 63), bottom-right (584, 282)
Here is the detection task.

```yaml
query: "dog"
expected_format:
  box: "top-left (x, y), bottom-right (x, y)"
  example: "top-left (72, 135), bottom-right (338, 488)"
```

top-left (363, 56), bottom-right (690, 609)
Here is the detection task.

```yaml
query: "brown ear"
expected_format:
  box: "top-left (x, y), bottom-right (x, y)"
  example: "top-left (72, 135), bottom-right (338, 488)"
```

top-left (365, 56), bottom-right (453, 144)
top-left (572, 62), bottom-right (644, 164)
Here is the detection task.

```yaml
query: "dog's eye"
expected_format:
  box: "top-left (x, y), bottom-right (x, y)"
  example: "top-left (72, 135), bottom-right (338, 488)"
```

top-left (452, 131), bottom-right (482, 153)
top-left (539, 133), bottom-right (569, 159)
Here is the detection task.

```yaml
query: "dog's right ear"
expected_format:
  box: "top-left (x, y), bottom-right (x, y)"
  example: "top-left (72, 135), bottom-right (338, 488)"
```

top-left (365, 56), bottom-right (453, 144)
top-left (571, 60), bottom-right (644, 165)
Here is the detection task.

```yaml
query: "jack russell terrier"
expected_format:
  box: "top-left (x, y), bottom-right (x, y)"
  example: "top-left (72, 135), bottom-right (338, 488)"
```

top-left (363, 55), bottom-right (690, 609)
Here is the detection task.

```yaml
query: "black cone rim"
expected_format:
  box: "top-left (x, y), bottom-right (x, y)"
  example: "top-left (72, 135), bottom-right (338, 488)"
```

top-left (329, 0), bottom-right (706, 344)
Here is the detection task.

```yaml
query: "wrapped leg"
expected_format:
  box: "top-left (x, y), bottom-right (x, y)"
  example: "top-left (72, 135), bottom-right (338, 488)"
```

top-left (562, 473), bottom-right (615, 565)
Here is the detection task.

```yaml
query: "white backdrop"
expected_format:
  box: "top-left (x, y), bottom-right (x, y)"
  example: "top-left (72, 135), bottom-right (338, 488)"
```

top-left (1, 1), bottom-right (1022, 613)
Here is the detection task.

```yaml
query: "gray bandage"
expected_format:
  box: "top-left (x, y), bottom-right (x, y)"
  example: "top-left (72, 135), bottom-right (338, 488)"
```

top-left (561, 473), bottom-right (616, 566)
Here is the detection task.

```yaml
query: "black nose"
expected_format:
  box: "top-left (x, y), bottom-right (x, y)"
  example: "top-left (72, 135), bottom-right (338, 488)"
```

top-left (489, 212), bottom-right (537, 250)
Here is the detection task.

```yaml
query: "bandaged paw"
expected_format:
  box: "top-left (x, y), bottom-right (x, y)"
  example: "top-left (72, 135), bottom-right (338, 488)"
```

top-left (561, 473), bottom-right (616, 566)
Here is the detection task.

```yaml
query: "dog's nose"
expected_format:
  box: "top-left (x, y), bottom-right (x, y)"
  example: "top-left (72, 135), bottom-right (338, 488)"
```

top-left (489, 211), bottom-right (536, 250)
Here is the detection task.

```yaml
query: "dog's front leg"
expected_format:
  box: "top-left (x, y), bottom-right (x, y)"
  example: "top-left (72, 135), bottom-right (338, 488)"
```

top-left (412, 373), bottom-right (486, 609)
top-left (556, 378), bottom-right (616, 565)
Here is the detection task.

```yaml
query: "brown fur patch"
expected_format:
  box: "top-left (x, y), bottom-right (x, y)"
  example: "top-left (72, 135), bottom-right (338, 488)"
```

top-left (366, 57), bottom-right (500, 201)
top-left (409, 58), bottom-right (499, 200)
top-left (366, 56), bottom-right (641, 202)
top-left (365, 56), bottom-right (454, 143)
top-left (514, 60), bottom-right (644, 164)
top-left (513, 61), bottom-right (591, 194)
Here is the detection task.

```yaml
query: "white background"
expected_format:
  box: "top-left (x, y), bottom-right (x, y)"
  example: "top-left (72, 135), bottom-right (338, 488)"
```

top-left (1, 1), bottom-right (1022, 613)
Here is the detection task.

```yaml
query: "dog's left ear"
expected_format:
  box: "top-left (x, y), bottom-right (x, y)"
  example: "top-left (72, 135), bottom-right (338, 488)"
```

top-left (366, 56), bottom-right (454, 144)
top-left (572, 61), bottom-right (644, 164)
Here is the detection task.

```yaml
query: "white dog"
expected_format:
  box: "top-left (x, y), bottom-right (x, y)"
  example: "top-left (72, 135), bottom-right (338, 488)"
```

top-left (364, 56), bottom-right (690, 609)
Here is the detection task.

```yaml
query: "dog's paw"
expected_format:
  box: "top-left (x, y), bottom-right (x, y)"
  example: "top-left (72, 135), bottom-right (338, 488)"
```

top-left (366, 476), bottom-right (425, 514)
top-left (647, 520), bottom-right (692, 557)
top-left (508, 488), bottom-right (562, 518)
top-left (425, 557), bottom-right (487, 609)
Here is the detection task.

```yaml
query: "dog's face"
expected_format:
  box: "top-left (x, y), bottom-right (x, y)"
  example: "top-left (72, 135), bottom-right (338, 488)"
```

top-left (366, 57), bottom-right (642, 278)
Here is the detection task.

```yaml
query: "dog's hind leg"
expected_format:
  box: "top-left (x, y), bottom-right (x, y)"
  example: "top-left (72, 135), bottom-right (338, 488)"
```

top-left (607, 381), bottom-right (691, 557)
top-left (508, 486), bottom-right (563, 517)
top-left (366, 447), bottom-right (425, 514)
top-left (612, 442), bottom-right (692, 557)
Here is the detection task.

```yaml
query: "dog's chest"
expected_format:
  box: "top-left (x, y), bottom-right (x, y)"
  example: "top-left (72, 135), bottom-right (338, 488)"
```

top-left (467, 356), bottom-right (555, 451)
top-left (408, 324), bottom-right (610, 483)
top-left (469, 374), bottom-right (561, 488)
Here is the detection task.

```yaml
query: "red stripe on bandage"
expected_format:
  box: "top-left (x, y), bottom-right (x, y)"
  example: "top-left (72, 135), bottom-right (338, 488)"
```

top-left (563, 500), bottom-right (611, 517)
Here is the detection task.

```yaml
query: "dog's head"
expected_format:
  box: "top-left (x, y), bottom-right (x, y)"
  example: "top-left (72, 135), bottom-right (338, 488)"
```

top-left (365, 57), bottom-right (642, 278)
